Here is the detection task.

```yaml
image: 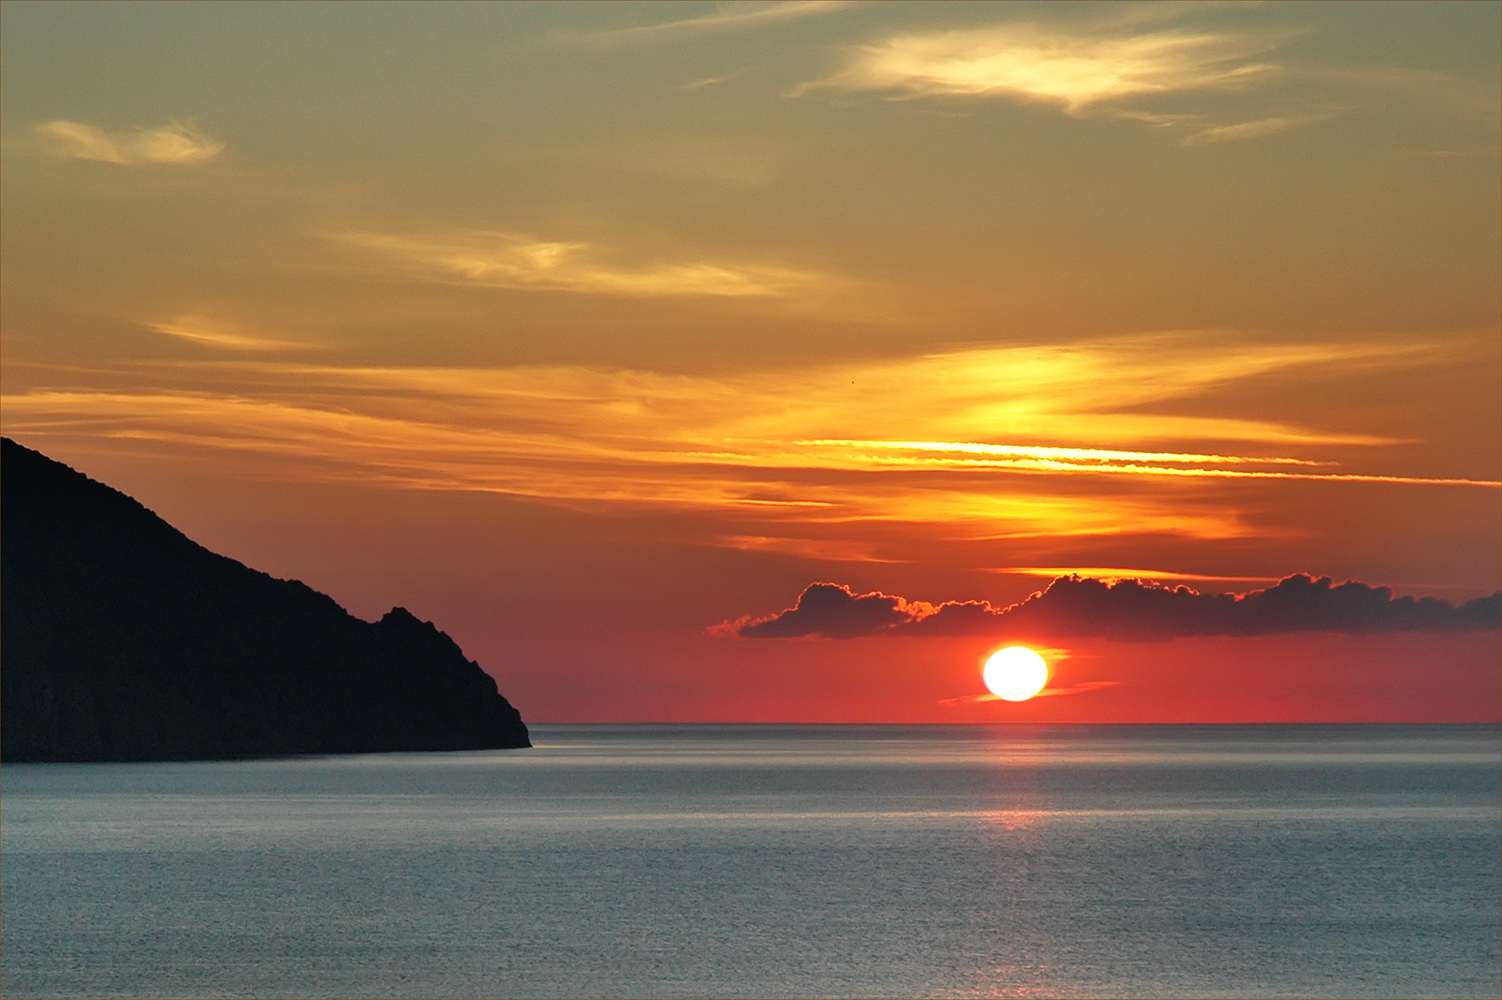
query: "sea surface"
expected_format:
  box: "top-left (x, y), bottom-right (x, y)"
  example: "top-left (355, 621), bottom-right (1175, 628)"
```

top-left (2, 724), bottom-right (1499, 999)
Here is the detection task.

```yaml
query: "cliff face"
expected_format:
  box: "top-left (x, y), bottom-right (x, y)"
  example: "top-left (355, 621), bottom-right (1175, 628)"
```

top-left (1, 438), bottom-right (529, 761)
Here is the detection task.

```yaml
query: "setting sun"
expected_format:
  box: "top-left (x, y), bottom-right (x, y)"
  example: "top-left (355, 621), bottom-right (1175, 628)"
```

top-left (983, 646), bottom-right (1049, 702)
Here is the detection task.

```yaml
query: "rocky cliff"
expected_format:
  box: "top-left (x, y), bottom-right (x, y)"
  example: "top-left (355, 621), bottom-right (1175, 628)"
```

top-left (1, 437), bottom-right (529, 761)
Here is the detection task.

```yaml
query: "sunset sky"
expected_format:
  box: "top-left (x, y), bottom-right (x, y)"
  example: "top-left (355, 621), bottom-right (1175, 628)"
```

top-left (3, 1), bottom-right (1498, 722)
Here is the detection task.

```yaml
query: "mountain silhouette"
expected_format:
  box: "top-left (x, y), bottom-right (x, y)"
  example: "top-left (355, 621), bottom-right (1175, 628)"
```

top-left (1, 437), bottom-right (529, 761)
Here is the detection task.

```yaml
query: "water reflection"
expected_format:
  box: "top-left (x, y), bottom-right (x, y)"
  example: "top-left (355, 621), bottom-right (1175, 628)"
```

top-left (2, 725), bottom-right (1497, 998)
top-left (950, 963), bottom-right (1063, 999)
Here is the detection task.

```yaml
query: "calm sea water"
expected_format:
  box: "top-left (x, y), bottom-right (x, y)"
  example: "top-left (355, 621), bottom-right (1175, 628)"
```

top-left (2, 725), bottom-right (1498, 999)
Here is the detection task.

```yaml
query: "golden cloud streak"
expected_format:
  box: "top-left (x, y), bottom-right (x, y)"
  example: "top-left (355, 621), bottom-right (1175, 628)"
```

top-left (31, 119), bottom-right (225, 166)
top-left (1180, 114), bottom-right (1327, 145)
top-left (1015, 464), bottom-right (1499, 488)
top-left (716, 535), bottom-right (907, 564)
top-left (809, 442), bottom-right (1496, 488)
top-left (804, 23), bottom-right (1279, 110)
top-left (805, 440), bottom-right (1328, 466)
top-left (140, 334), bottom-right (1415, 452)
top-left (322, 229), bottom-right (822, 299)
top-left (0, 388), bottom-right (1250, 540)
top-left (795, 18), bottom-right (1340, 145)
top-left (564, 0), bottom-right (852, 47)
top-left (5, 334), bottom-right (1487, 546)
top-left (146, 316), bottom-right (310, 352)
top-left (997, 567), bottom-right (1288, 584)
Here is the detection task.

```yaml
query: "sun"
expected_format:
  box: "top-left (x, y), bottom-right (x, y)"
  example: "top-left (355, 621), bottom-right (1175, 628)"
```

top-left (983, 646), bottom-right (1049, 702)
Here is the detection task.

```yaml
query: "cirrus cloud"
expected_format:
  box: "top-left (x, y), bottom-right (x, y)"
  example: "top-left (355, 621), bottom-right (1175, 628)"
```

top-left (320, 228), bottom-right (824, 299)
top-left (555, 0), bottom-right (854, 48)
top-left (793, 15), bottom-right (1335, 146)
top-left (144, 316), bottom-right (311, 353)
top-left (31, 119), bottom-right (225, 166)
top-left (803, 23), bottom-right (1282, 111)
top-left (2, 333), bottom-right (1492, 548)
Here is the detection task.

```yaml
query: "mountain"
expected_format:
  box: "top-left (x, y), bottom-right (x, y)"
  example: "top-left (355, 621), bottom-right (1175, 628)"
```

top-left (1, 437), bottom-right (529, 761)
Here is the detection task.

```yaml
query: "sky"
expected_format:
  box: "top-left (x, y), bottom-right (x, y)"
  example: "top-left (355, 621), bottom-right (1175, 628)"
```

top-left (2, 1), bottom-right (1498, 723)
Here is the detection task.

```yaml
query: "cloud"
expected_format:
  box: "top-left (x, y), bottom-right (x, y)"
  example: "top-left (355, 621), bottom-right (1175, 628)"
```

top-left (993, 567), bottom-right (1284, 585)
top-left (800, 13), bottom-right (1500, 146)
top-left (716, 535), bottom-right (907, 563)
top-left (800, 22), bottom-right (1281, 111)
top-left (2, 334), bottom-right (1493, 545)
top-left (796, 438), bottom-right (1492, 488)
top-left (682, 69), bottom-right (758, 91)
top-left (322, 228), bottom-right (821, 298)
top-left (737, 583), bottom-right (933, 638)
top-left (145, 316), bottom-right (310, 352)
top-left (1179, 113), bottom-right (1327, 145)
top-left (31, 120), bottom-right (224, 165)
top-left (734, 575), bottom-right (1502, 640)
top-left (557, 1), bottom-right (853, 47)
top-left (793, 15), bottom-right (1348, 145)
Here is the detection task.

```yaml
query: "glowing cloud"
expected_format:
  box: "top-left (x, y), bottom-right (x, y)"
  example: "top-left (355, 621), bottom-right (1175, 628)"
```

top-left (2, 334), bottom-right (1492, 546)
top-left (0, 387), bottom-right (1251, 541)
top-left (31, 119), bottom-right (225, 166)
top-left (804, 23), bottom-right (1280, 110)
top-left (323, 229), bottom-right (821, 299)
top-left (145, 316), bottom-right (310, 352)
top-left (995, 567), bottom-right (1284, 585)
top-left (716, 535), bottom-right (907, 564)
top-left (798, 440), bottom-right (1495, 488)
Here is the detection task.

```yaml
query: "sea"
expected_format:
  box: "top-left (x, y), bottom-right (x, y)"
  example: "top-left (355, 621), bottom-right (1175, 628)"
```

top-left (2, 725), bottom-right (1499, 999)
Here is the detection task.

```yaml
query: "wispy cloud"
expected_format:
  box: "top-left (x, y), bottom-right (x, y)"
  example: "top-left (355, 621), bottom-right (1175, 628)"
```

top-left (801, 22), bottom-right (1281, 110)
top-left (31, 119), bottom-right (225, 165)
top-left (716, 534), bottom-right (908, 564)
top-left (557, 1), bottom-right (853, 48)
top-left (795, 439), bottom-right (1491, 487)
top-left (801, 12), bottom-right (1499, 147)
top-left (145, 316), bottom-right (310, 352)
top-left (3, 334), bottom-right (1490, 548)
top-left (1179, 113), bottom-right (1327, 145)
top-left (994, 567), bottom-right (1284, 585)
top-left (321, 228), bottom-right (821, 299)
top-left (681, 67), bottom-right (759, 91)
top-left (794, 15), bottom-right (1333, 145)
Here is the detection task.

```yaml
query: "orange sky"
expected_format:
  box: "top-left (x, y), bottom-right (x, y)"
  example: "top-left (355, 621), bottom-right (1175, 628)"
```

top-left (2, 2), bottom-right (1498, 721)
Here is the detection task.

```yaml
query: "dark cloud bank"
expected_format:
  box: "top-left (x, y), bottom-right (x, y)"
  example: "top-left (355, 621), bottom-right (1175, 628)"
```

top-left (735, 575), bottom-right (1502, 641)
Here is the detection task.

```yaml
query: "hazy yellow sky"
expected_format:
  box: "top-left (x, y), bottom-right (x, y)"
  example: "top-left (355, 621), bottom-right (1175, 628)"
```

top-left (3, 2), bottom-right (1497, 720)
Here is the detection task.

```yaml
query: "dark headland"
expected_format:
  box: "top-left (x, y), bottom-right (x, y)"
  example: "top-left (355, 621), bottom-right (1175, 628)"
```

top-left (1, 437), bottom-right (529, 761)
